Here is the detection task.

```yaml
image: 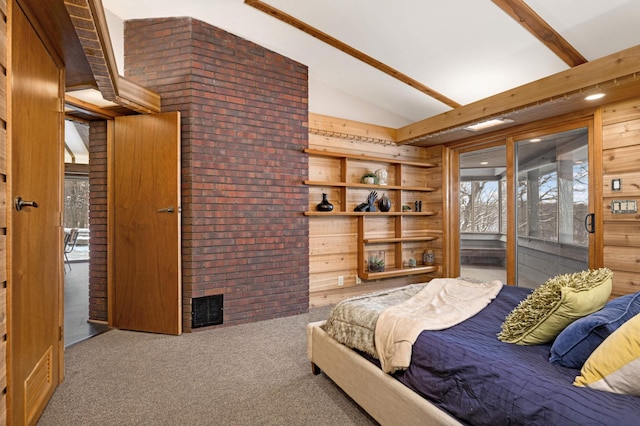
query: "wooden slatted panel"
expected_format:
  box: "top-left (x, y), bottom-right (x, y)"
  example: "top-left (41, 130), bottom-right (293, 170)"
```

top-left (0, 0), bottom-right (7, 421)
top-left (602, 98), bottom-right (640, 297)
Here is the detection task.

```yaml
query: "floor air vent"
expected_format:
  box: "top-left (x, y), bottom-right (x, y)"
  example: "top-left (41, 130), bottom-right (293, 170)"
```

top-left (192, 294), bottom-right (223, 328)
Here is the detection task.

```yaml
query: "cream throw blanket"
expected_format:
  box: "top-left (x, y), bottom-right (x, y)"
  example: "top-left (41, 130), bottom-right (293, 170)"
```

top-left (375, 278), bottom-right (503, 373)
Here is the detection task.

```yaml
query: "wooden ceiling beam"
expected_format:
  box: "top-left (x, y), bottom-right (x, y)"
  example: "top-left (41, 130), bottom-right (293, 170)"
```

top-left (65, 94), bottom-right (122, 119)
top-left (492, 0), bottom-right (587, 67)
top-left (245, 0), bottom-right (461, 109)
top-left (397, 44), bottom-right (640, 144)
top-left (64, 0), bottom-right (161, 114)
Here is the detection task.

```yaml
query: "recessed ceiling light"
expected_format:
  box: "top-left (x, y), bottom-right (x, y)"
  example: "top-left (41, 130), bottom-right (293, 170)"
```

top-left (480, 161), bottom-right (489, 165)
top-left (530, 138), bottom-right (542, 143)
top-left (585, 93), bottom-right (605, 101)
top-left (464, 118), bottom-right (514, 132)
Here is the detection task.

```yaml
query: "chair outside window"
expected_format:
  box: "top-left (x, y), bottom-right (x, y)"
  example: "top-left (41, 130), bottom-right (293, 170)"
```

top-left (64, 228), bottom-right (80, 273)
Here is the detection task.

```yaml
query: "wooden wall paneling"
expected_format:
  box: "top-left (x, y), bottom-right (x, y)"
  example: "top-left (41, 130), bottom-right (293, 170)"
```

top-left (601, 97), bottom-right (640, 297)
top-left (308, 216), bottom-right (356, 293)
top-left (309, 113), bottom-right (398, 144)
top-left (309, 253), bottom-right (357, 282)
top-left (602, 98), bottom-right (640, 126)
top-left (603, 245), bottom-right (640, 273)
top-left (308, 156), bottom-right (342, 181)
top-left (0, 280), bottom-right (4, 336)
top-left (603, 222), bottom-right (640, 247)
top-left (609, 270), bottom-right (640, 297)
top-left (309, 235), bottom-right (357, 257)
top-left (0, 11), bottom-right (5, 125)
top-left (309, 215), bottom-right (355, 235)
top-left (0, 235), bottom-right (5, 284)
top-left (602, 145), bottom-right (640, 174)
top-left (0, 127), bottom-right (6, 175)
top-left (0, 338), bottom-right (4, 390)
top-left (402, 165), bottom-right (429, 188)
top-left (308, 130), bottom-right (428, 163)
top-left (0, 182), bottom-right (5, 231)
top-left (602, 118), bottom-right (640, 150)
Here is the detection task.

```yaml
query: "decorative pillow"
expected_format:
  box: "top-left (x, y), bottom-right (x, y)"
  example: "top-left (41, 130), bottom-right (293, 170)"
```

top-left (497, 268), bottom-right (612, 345)
top-left (550, 292), bottom-right (640, 368)
top-left (574, 313), bottom-right (640, 396)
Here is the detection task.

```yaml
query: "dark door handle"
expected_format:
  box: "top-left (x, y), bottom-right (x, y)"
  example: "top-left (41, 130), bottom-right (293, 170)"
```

top-left (157, 207), bottom-right (174, 213)
top-left (15, 196), bottom-right (38, 211)
top-left (584, 213), bottom-right (595, 234)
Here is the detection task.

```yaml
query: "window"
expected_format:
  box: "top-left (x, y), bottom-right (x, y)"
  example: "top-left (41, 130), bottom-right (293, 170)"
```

top-left (460, 180), bottom-right (501, 233)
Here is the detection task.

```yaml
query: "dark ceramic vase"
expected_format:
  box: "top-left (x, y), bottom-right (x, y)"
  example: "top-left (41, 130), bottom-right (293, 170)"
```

top-left (378, 194), bottom-right (391, 212)
top-left (316, 193), bottom-right (334, 212)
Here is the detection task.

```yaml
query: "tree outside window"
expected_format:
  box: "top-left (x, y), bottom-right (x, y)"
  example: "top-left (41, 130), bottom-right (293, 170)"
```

top-left (460, 180), bottom-right (500, 233)
top-left (64, 176), bottom-right (89, 229)
top-left (516, 134), bottom-right (588, 247)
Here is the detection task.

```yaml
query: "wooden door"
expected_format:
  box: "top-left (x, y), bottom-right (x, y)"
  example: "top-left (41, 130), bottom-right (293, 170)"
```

top-left (9, 3), bottom-right (64, 424)
top-left (111, 112), bottom-right (182, 335)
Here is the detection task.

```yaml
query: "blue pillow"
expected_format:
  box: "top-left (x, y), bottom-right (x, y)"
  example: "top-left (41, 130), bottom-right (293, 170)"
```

top-left (550, 292), bottom-right (640, 369)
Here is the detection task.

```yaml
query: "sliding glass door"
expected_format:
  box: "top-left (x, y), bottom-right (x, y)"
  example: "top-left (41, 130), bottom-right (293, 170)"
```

top-left (515, 127), bottom-right (589, 288)
top-left (457, 124), bottom-right (593, 288)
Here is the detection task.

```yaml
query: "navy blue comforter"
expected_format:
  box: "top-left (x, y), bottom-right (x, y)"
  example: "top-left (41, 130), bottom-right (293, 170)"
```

top-left (394, 285), bottom-right (640, 426)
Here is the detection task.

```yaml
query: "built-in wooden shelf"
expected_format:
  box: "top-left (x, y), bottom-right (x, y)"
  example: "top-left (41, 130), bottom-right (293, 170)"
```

top-left (363, 236), bottom-right (438, 244)
top-left (304, 148), bottom-right (440, 281)
top-left (304, 180), bottom-right (437, 192)
top-left (303, 211), bottom-right (436, 216)
top-left (360, 265), bottom-right (439, 280)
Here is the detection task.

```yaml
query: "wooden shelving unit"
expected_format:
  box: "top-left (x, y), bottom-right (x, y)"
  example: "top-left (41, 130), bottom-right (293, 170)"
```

top-left (304, 148), bottom-right (441, 281)
top-left (357, 215), bottom-right (438, 280)
top-left (303, 211), bottom-right (436, 217)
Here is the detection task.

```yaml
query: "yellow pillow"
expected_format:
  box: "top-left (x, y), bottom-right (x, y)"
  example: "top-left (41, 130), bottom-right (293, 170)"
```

top-left (498, 268), bottom-right (612, 345)
top-left (574, 313), bottom-right (640, 396)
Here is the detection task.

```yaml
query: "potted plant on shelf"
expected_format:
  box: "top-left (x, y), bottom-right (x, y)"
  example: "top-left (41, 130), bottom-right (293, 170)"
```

top-left (368, 251), bottom-right (385, 272)
top-left (361, 172), bottom-right (378, 185)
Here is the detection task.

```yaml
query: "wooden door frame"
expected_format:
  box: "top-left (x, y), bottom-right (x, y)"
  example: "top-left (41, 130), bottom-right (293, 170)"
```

top-left (106, 119), bottom-right (115, 324)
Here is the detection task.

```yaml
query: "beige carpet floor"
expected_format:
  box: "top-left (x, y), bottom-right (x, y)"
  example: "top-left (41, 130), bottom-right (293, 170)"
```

top-left (38, 307), bottom-right (377, 425)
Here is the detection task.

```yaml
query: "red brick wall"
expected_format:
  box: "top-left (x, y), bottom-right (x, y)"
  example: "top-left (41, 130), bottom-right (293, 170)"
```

top-left (89, 120), bottom-right (108, 321)
top-left (123, 17), bottom-right (309, 331)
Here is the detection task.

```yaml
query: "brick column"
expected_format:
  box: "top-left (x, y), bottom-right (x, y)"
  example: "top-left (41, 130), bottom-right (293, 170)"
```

top-left (124, 17), bottom-right (309, 330)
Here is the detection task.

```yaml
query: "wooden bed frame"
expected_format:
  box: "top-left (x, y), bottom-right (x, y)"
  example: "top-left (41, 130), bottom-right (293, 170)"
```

top-left (307, 320), bottom-right (462, 425)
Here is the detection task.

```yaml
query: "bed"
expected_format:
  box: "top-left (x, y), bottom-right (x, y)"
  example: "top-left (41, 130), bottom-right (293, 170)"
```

top-left (307, 275), bottom-right (640, 425)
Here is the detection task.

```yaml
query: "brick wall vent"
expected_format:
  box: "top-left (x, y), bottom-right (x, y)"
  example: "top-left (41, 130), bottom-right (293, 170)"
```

top-left (192, 295), bottom-right (223, 328)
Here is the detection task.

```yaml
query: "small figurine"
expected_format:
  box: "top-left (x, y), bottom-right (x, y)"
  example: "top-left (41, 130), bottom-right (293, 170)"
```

top-left (353, 190), bottom-right (379, 212)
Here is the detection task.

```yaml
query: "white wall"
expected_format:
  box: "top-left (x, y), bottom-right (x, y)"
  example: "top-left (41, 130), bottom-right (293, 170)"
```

top-left (104, 8), bottom-right (125, 76)
top-left (103, 8), bottom-right (411, 129)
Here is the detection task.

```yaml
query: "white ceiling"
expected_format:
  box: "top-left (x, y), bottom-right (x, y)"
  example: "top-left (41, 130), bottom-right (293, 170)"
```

top-left (101, 0), bottom-right (640, 128)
